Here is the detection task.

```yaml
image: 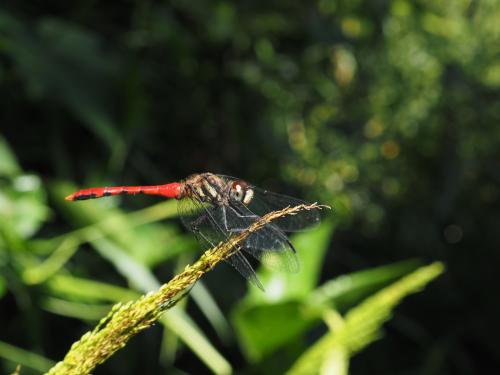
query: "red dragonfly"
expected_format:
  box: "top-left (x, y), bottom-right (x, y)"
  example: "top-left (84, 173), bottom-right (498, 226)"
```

top-left (66, 173), bottom-right (320, 289)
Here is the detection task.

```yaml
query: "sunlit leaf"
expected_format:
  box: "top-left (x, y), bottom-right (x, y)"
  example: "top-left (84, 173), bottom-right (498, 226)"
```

top-left (0, 135), bottom-right (21, 176)
top-left (310, 259), bottom-right (422, 311)
top-left (231, 259), bottom-right (420, 362)
top-left (231, 219), bottom-right (335, 360)
top-left (232, 300), bottom-right (313, 361)
top-left (247, 218), bottom-right (336, 303)
top-left (287, 262), bottom-right (445, 374)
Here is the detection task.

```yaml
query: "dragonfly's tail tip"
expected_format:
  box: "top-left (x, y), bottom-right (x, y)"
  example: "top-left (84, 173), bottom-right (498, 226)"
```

top-left (65, 194), bottom-right (75, 201)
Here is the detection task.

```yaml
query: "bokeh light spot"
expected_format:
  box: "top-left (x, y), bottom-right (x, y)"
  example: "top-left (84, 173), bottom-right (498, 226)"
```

top-left (364, 118), bottom-right (384, 138)
top-left (341, 17), bottom-right (362, 38)
top-left (331, 47), bottom-right (356, 87)
top-left (325, 173), bottom-right (344, 193)
top-left (381, 140), bottom-right (400, 159)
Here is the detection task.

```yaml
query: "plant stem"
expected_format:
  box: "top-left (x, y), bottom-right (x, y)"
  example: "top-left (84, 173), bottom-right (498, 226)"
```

top-left (45, 203), bottom-right (326, 375)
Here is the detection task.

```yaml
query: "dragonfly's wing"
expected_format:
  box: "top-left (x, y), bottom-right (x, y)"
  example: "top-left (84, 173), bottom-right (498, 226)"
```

top-left (225, 251), bottom-right (264, 290)
top-left (177, 197), bottom-right (264, 289)
top-left (178, 197), bottom-right (226, 251)
top-left (216, 174), bottom-right (320, 232)
top-left (224, 201), bottom-right (300, 273)
top-left (246, 187), bottom-right (320, 232)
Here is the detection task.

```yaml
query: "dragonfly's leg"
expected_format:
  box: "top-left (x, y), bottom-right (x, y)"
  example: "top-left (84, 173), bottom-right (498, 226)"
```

top-left (198, 203), bottom-right (231, 239)
top-left (225, 204), bottom-right (260, 232)
top-left (220, 205), bottom-right (252, 231)
top-left (193, 214), bottom-right (228, 245)
top-left (189, 211), bottom-right (229, 248)
top-left (222, 205), bottom-right (229, 232)
top-left (221, 205), bottom-right (255, 231)
top-left (236, 213), bottom-right (260, 219)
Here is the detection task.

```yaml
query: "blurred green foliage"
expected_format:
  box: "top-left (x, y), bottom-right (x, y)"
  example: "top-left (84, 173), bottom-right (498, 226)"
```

top-left (1, 0), bottom-right (499, 373)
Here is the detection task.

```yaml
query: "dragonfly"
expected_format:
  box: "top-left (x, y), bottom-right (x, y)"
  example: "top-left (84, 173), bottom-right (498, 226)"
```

top-left (65, 173), bottom-right (320, 289)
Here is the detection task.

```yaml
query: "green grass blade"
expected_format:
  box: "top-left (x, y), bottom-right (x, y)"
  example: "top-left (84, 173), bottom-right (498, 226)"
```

top-left (287, 262), bottom-right (445, 375)
top-left (161, 309), bottom-right (232, 375)
top-left (310, 259), bottom-right (422, 309)
top-left (41, 297), bottom-right (111, 320)
top-left (0, 340), bottom-right (54, 373)
top-left (191, 282), bottom-right (232, 343)
top-left (45, 274), bottom-right (138, 302)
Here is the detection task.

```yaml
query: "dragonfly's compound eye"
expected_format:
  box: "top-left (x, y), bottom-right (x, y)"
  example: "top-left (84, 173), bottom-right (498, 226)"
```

top-left (242, 188), bottom-right (254, 205)
top-left (231, 180), bottom-right (254, 205)
top-left (231, 183), bottom-right (245, 201)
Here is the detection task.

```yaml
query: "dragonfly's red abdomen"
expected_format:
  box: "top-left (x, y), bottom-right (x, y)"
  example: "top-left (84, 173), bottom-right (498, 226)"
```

top-left (65, 182), bottom-right (182, 201)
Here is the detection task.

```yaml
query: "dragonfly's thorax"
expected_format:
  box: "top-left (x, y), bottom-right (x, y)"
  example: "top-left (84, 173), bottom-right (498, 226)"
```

top-left (182, 173), bottom-right (254, 206)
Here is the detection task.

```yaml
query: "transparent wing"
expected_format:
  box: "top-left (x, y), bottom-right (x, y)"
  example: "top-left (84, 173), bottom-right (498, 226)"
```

top-left (247, 187), bottom-right (320, 232)
top-left (224, 201), bottom-right (300, 273)
top-left (177, 197), bottom-right (264, 289)
top-left (225, 251), bottom-right (264, 290)
top-left (178, 197), bottom-right (226, 251)
top-left (216, 174), bottom-right (320, 232)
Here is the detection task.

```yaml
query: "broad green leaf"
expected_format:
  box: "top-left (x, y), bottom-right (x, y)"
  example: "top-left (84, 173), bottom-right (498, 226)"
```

top-left (231, 218), bottom-right (335, 360)
top-left (232, 300), bottom-right (313, 361)
top-left (0, 174), bottom-right (49, 239)
top-left (0, 135), bottom-right (21, 176)
top-left (272, 218), bottom-right (336, 297)
top-left (0, 136), bottom-right (49, 241)
top-left (246, 218), bottom-right (336, 304)
top-left (232, 258), bottom-right (420, 362)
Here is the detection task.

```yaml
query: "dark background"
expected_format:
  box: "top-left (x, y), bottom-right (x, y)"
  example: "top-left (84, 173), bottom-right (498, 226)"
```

top-left (1, 1), bottom-right (499, 374)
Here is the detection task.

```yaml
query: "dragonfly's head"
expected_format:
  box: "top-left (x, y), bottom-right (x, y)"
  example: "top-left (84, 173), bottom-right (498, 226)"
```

top-left (230, 180), bottom-right (254, 205)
